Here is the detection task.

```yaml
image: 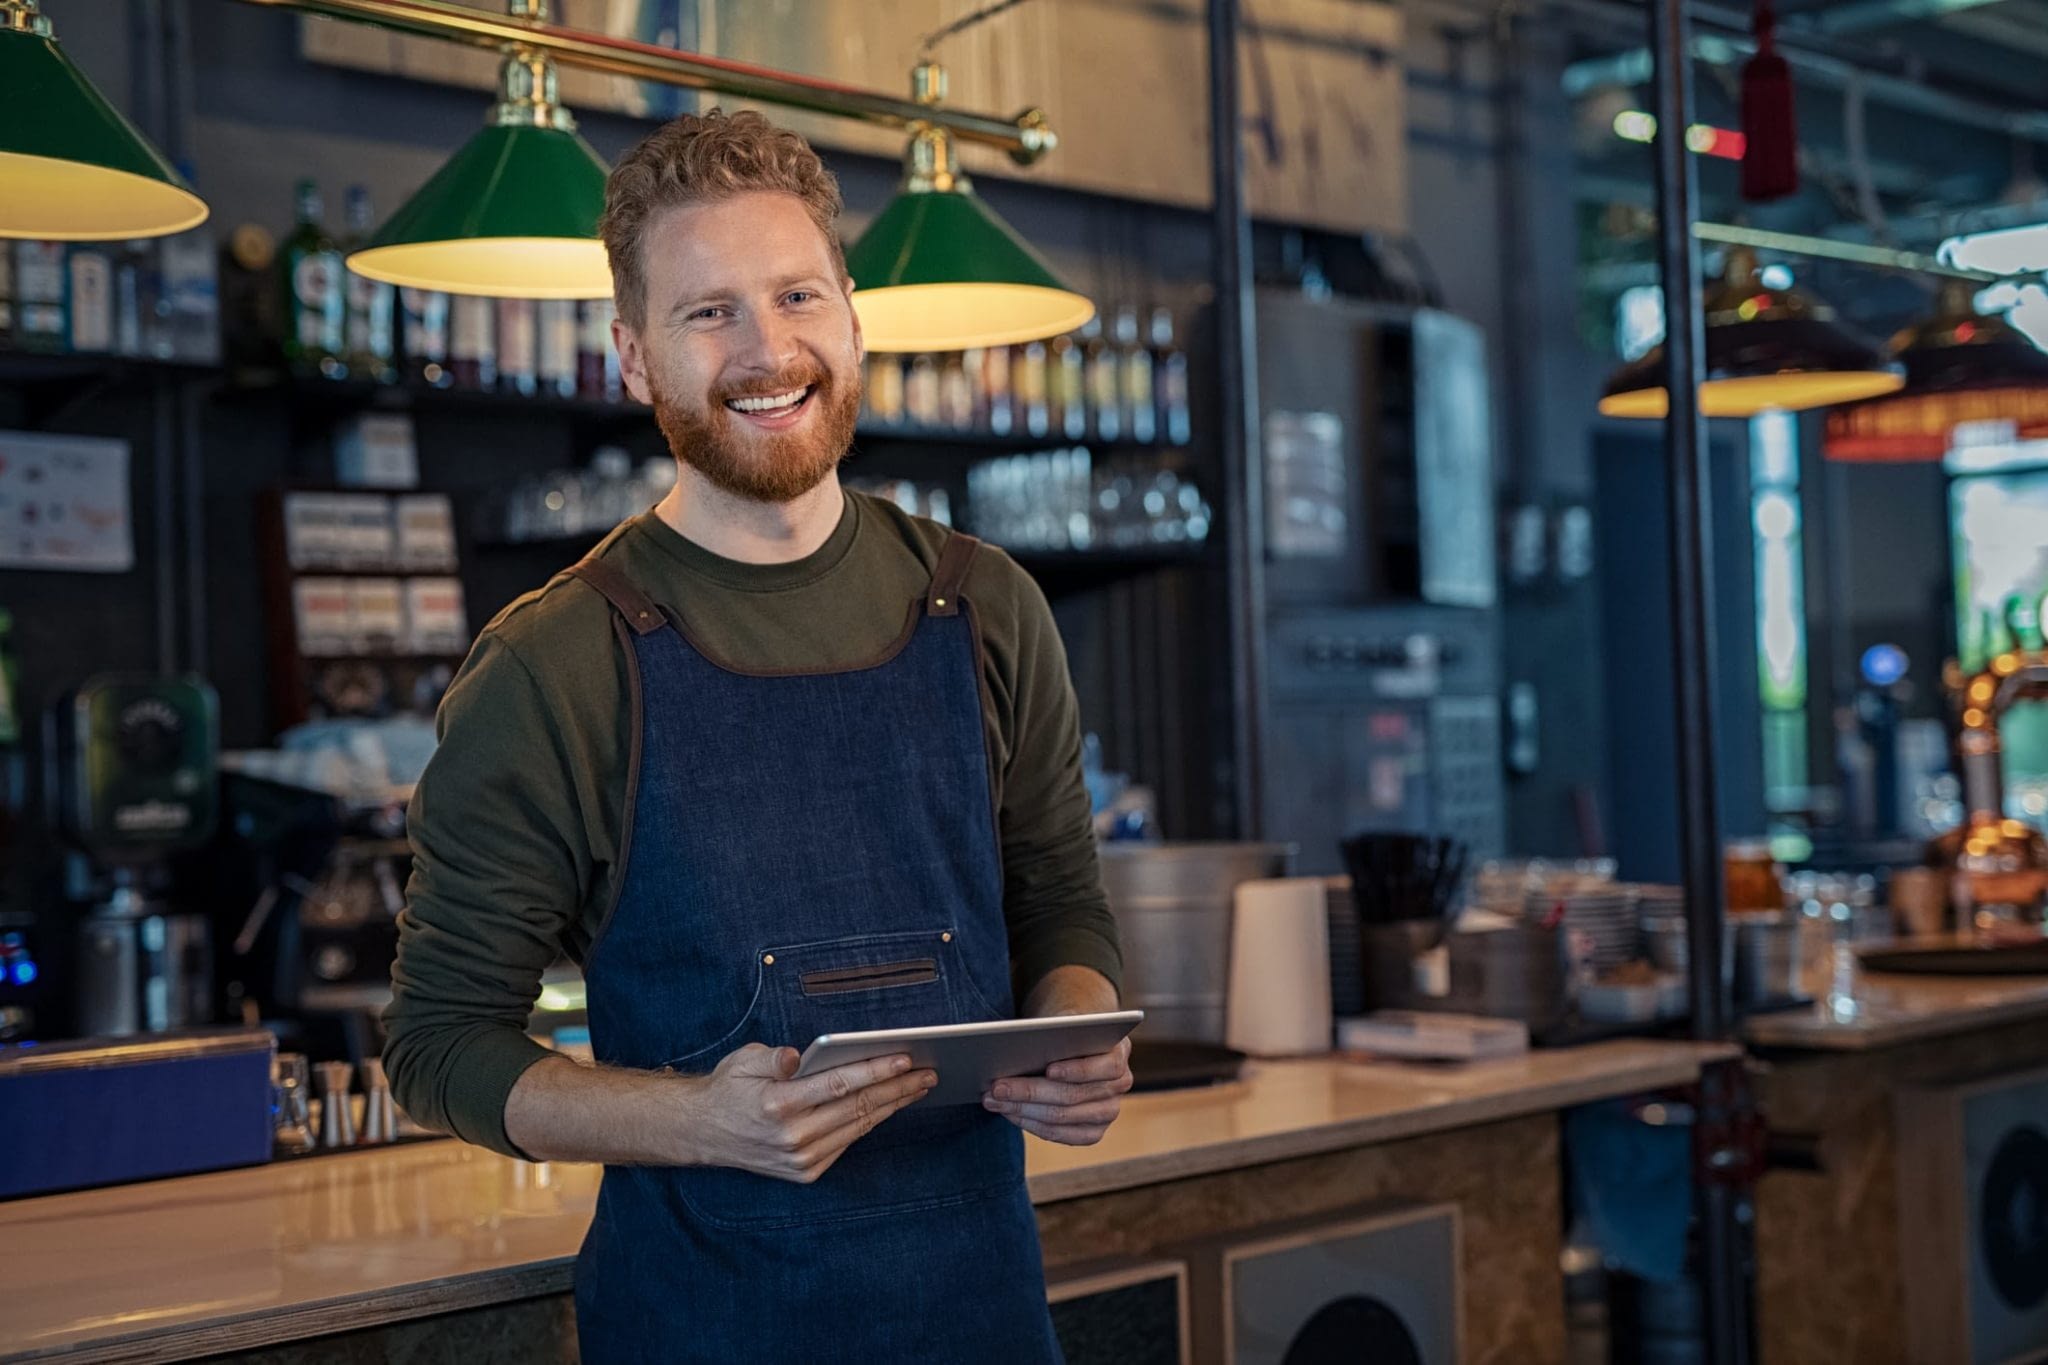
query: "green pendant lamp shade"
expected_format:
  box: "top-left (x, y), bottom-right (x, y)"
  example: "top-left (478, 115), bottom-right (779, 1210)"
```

top-left (348, 32), bottom-right (610, 300)
top-left (348, 121), bottom-right (611, 298)
top-left (848, 64), bottom-right (1091, 353)
top-left (1824, 279), bottom-right (2048, 461)
top-left (848, 187), bottom-right (1095, 352)
top-left (1601, 248), bottom-right (1902, 419)
top-left (0, 8), bottom-right (207, 239)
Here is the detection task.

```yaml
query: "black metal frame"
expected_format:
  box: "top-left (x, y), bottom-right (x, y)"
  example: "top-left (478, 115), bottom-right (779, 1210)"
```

top-left (1644, 0), bottom-right (1753, 1358)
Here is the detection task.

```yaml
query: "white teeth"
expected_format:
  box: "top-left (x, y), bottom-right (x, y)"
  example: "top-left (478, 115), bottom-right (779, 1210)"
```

top-left (726, 387), bottom-right (809, 414)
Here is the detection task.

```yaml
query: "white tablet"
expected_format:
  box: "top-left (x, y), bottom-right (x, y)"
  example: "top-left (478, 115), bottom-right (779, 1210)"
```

top-left (793, 1010), bottom-right (1144, 1107)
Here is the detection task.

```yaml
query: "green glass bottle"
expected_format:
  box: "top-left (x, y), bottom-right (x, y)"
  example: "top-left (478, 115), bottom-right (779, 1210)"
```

top-left (280, 179), bottom-right (344, 378)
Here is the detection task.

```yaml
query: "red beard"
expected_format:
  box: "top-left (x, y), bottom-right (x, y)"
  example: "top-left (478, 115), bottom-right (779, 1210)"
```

top-left (650, 364), bottom-right (861, 504)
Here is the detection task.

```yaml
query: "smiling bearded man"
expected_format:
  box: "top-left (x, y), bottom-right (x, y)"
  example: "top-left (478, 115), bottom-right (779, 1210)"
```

top-left (383, 108), bottom-right (1132, 1362)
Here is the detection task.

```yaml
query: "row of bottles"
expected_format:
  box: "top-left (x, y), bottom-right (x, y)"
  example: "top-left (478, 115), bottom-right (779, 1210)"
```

top-left (277, 180), bottom-right (623, 400)
top-left (0, 233), bottom-right (219, 363)
top-left (859, 305), bottom-right (1193, 446)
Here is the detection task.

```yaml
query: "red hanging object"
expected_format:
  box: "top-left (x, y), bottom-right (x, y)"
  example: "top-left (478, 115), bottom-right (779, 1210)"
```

top-left (1741, 0), bottom-right (1799, 200)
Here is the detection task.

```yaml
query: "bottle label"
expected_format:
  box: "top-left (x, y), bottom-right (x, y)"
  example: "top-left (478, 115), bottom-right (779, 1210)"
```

top-left (294, 251), bottom-right (341, 349)
top-left (451, 296), bottom-right (488, 360)
top-left (347, 272), bottom-right (395, 362)
top-left (402, 289), bottom-right (450, 361)
top-left (539, 300), bottom-right (577, 380)
top-left (497, 299), bottom-right (536, 376)
top-left (69, 252), bottom-right (114, 352)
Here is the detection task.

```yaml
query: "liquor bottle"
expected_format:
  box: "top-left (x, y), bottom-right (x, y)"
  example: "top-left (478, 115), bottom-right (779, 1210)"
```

top-left (865, 353), bottom-right (905, 427)
top-left (538, 299), bottom-right (577, 399)
top-left (15, 242), bottom-right (67, 353)
top-left (904, 353), bottom-right (941, 427)
top-left (1116, 306), bottom-right (1156, 444)
top-left (280, 180), bottom-right (344, 377)
top-left (400, 287), bottom-right (451, 387)
top-left (0, 608), bottom-right (18, 866)
top-left (158, 161), bottom-right (219, 364)
top-left (112, 240), bottom-right (155, 357)
top-left (449, 294), bottom-right (496, 391)
top-left (1081, 315), bottom-right (1121, 443)
top-left (1151, 307), bottom-right (1191, 446)
top-left (576, 298), bottom-right (620, 402)
top-left (342, 186), bottom-right (396, 383)
top-left (67, 244), bottom-right (114, 353)
top-left (959, 348), bottom-right (988, 430)
top-left (496, 296), bottom-right (537, 397)
top-left (940, 352), bottom-right (975, 429)
top-left (1016, 340), bottom-right (1050, 439)
top-left (981, 345), bottom-right (1013, 438)
top-left (1051, 329), bottom-right (1087, 441)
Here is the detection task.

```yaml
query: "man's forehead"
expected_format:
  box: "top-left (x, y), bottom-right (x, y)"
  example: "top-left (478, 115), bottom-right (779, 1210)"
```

top-left (643, 194), bottom-right (837, 290)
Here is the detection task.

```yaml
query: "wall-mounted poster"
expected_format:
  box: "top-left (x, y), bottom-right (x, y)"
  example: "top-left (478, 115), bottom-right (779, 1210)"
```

top-left (0, 431), bottom-right (134, 573)
top-left (299, 0), bottom-right (1407, 236)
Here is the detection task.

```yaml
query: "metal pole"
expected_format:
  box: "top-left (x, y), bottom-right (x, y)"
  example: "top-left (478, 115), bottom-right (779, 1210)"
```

top-left (1208, 0), bottom-right (1266, 837)
top-left (1646, 0), bottom-right (1751, 1360)
top-left (233, 0), bottom-right (1057, 163)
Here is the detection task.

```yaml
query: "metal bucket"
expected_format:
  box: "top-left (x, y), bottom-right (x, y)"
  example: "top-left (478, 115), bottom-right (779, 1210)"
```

top-left (1097, 842), bottom-right (1294, 1042)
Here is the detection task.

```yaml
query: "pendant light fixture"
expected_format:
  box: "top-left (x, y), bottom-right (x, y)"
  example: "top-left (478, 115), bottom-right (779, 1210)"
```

top-left (345, 0), bottom-right (610, 299)
top-left (1823, 279), bottom-right (2048, 461)
top-left (0, 0), bottom-right (207, 239)
top-left (1600, 246), bottom-right (1904, 419)
top-left (847, 61), bottom-right (1094, 352)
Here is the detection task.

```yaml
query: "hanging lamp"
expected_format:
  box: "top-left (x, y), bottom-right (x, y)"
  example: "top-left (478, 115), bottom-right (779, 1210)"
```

top-left (847, 61), bottom-right (1094, 352)
top-left (1601, 247), bottom-right (1903, 419)
top-left (0, 0), bottom-right (207, 239)
top-left (1823, 279), bottom-right (2048, 461)
top-left (345, 0), bottom-right (610, 299)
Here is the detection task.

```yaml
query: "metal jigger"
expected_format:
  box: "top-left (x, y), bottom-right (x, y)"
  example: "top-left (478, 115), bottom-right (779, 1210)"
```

top-left (358, 1057), bottom-right (399, 1144)
top-left (316, 1061), bottom-right (356, 1148)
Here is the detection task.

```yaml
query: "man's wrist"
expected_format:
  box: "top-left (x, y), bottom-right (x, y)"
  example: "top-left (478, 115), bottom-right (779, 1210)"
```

top-left (1022, 964), bottom-right (1119, 1017)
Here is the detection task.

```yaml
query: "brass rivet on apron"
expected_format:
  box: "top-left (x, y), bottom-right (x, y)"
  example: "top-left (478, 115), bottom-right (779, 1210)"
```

top-left (762, 953), bottom-right (775, 966)
top-left (941, 932), bottom-right (952, 943)
top-left (638, 610), bottom-right (650, 619)
top-left (934, 597), bottom-right (947, 608)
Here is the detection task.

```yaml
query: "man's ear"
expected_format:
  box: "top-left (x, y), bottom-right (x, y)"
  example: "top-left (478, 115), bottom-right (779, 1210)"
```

top-left (612, 314), bottom-right (654, 406)
top-left (844, 274), bottom-right (864, 367)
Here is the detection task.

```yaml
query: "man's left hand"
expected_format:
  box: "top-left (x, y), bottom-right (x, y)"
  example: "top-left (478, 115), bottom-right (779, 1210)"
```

top-left (981, 1035), bottom-right (1133, 1146)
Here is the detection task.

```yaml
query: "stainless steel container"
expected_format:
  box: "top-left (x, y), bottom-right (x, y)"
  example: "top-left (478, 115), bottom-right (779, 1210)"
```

top-left (1097, 842), bottom-right (1293, 1042)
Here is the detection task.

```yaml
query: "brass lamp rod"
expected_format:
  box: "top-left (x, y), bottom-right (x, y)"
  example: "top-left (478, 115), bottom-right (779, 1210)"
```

top-left (232, 0), bottom-right (1058, 163)
top-left (1693, 220), bottom-right (2005, 282)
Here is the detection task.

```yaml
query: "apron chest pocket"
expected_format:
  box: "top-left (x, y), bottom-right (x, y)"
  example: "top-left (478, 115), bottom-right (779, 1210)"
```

top-left (800, 957), bottom-right (938, 997)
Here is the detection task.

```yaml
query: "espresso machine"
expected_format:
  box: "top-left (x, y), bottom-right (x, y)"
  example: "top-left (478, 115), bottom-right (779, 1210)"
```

top-left (49, 675), bottom-right (221, 1036)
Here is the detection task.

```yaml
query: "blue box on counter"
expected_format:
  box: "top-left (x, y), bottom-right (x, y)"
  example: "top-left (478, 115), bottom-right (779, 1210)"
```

top-left (0, 1029), bottom-right (276, 1199)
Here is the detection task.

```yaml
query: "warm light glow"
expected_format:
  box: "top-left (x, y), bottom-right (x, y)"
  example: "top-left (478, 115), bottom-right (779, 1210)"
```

top-left (1964, 706), bottom-right (1989, 729)
top-left (851, 282), bottom-right (1097, 353)
top-left (0, 151), bottom-right (208, 240)
top-left (1611, 111), bottom-right (1746, 160)
top-left (347, 238), bottom-right (612, 299)
top-left (1599, 370), bottom-right (1906, 419)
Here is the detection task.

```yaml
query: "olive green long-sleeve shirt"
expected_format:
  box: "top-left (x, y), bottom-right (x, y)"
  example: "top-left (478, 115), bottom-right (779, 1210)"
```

top-left (383, 490), bottom-right (1123, 1156)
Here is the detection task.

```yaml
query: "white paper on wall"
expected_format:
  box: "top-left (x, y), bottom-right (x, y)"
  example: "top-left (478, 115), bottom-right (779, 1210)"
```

top-left (0, 430), bottom-right (134, 572)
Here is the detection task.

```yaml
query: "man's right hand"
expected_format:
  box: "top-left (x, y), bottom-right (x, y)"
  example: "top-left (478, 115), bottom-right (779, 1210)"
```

top-left (680, 1044), bottom-right (936, 1183)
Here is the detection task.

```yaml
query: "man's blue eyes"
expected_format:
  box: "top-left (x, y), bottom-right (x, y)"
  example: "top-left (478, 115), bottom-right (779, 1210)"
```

top-left (693, 293), bottom-right (817, 320)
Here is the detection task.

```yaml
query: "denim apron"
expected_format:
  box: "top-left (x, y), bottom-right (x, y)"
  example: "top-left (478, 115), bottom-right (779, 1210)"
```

top-left (564, 531), bottom-right (1062, 1363)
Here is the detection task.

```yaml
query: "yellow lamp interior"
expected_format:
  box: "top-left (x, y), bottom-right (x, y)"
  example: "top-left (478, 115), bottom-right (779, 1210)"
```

top-left (1599, 369), bottom-right (1906, 419)
top-left (852, 282), bottom-right (1097, 353)
top-left (0, 151), bottom-right (209, 240)
top-left (347, 238), bottom-right (613, 299)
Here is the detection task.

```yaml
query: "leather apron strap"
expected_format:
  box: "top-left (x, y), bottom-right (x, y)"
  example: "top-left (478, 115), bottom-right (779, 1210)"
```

top-left (566, 558), bottom-right (665, 637)
top-left (926, 532), bottom-right (982, 618)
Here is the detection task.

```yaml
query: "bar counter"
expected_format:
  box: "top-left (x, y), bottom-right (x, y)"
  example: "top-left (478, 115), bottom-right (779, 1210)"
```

top-left (2, 1040), bottom-right (1728, 1364)
top-left (1748, 952), bottom-right (2048, 1364)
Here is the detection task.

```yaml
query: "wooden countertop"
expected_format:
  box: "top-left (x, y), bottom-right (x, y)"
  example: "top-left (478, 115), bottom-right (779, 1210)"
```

top-left (1742, 952), bottom-right (2048, 1051)
top-left (0, 1040), bottom-right (1727, 1364)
